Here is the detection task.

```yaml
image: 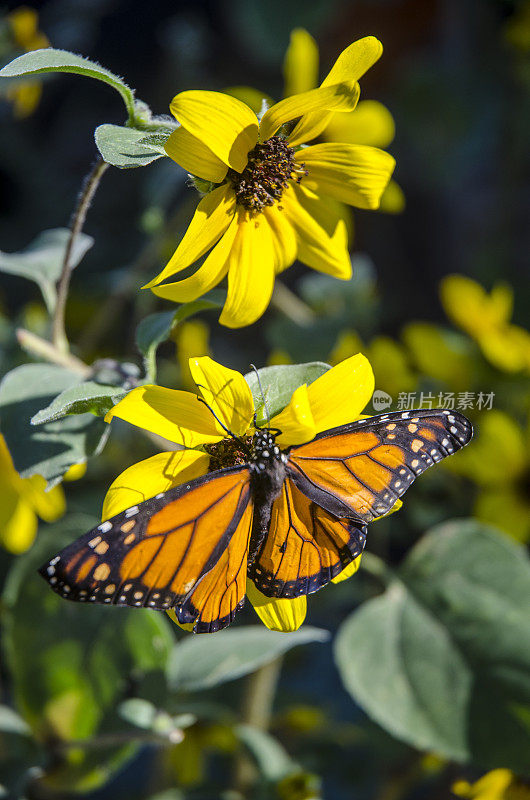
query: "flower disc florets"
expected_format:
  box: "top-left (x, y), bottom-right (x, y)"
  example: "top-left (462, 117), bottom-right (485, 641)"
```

top-left (228, 136), bottom-right (306, 214)
top-left (204, 436), bottom-right (253, 471)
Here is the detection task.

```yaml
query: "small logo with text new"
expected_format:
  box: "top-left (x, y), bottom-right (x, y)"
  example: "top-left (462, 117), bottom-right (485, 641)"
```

top-left (372, 390), bottom-right (392, 411)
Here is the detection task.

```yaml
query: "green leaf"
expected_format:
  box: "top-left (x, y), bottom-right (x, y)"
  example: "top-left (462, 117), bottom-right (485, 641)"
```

top-left (31, 381), bottom-right (126, 425)
top-left (0, 48), bottom-right (135, 119)
top-left (334, 520), bottom-right (530, 773)
top-left (136, 293), bottom-right (224, 381)
top-left (0, 706), bottom-right (31, 737)
top-left (119, 699), bottom-right (157, 730)
top-left (0, 364), bottom-right (109, 486)
top-left (235, 724), bottom-right (297, 782)
top-left (2, 519), bottom-right (174, 743)
top-left (167, 625), bottom-right (329, 692)
top-left (244, 362), bottom-right (330, 425)
top-left (0, 229), bottom-right (93, 314)
top-left (94, 124), bottom-right (167, 169)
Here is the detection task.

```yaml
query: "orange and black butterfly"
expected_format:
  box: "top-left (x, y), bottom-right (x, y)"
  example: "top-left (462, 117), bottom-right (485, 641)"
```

top-left (40, 409), bottom-right (472, 633)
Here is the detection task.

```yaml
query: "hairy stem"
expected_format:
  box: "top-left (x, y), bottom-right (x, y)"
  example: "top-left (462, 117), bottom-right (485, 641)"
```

top-left (52, 157), bottom-right (109, 353)
top-left (232, 657), bottom-right (283, 796)
top-left (17, 329), bottom-right (91, 377)
top-left (271, 280), bottom-right (316, 325)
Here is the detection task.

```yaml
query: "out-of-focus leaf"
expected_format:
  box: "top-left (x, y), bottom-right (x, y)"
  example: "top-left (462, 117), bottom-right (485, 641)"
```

top-left (119, 699), bottom-right (157, 729)
top-left (0, 706), bottom-right (31, 737)
top-left (2, 519), bottom-right (174, 744)
top-left (0, 229), bottom-right (93, 314)
top-left (136, 293), bottom-right (224, 380)
top-left (167, 625), bottom-right (329, 692)
top-left (95, 124), bottom-right (168, 168)
top-left (235, 724), bottom-right (297, 782)
top-left (0, 365), bottom-right (109, 487)
top-left (43, 742), bottom-right (138, 794)
top-left (245, 363), bottom-right (330, 425)
top-left (334, 520), bottom-right (530, 773)
top-left (31, 382), bottom-right (126, 424)
top-left (0, 48), bottom-right (135, 116)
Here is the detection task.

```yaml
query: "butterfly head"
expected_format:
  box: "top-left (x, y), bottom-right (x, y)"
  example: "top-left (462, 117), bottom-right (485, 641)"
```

top-left (251, 429), bottom-right (284, 472)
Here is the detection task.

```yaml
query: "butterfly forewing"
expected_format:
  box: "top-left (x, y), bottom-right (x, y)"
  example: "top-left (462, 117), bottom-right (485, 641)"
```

top-left (40, 466), bottom-right (252, 632)
top-left (286, 409), bottom-right (473, 524)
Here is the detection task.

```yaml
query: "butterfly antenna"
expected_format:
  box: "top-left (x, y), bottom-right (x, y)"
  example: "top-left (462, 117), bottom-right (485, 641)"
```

top-left (195, 390), bottom-right (240, 442)
top-left (250, 364), bottom-right (271, 429)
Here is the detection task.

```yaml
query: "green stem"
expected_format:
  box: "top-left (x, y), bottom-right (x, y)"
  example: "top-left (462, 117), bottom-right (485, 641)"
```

top-left (232, 657), bottom-right (283, 796)
top-left (52, 157), bottom-right (109, 353)
top-left (16, 328), bottom-right (91, 377)
top-left (271, 280), bottom-right (316, 325)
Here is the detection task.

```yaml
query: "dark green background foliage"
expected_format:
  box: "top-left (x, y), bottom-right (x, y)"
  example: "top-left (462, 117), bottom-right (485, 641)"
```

top-left (0, 1), bottom-right (529, 799)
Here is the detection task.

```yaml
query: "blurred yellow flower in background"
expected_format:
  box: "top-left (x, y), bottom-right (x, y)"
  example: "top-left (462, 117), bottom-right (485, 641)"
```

top-left (173, 319), bottom-right (211, 390)
top-left (453, 768), bottom-right (530, 800)
top-left (3, 7), bottom-right (49, 117)
top-left (440, 275), bottom-right (530, 373)
top-left (104, 354), bottom-right (375, 631)
top-left (147, 37), bottom-right (395, 327)
top-left (0, 434), bottom-right (65, 553)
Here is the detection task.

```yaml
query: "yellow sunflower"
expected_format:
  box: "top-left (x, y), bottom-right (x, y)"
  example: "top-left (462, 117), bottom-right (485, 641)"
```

top-left (145, 37), bottom-right (395, 328)
top-left (4, 7), bottom-right (49, 117)
top-left (104, 354), bottom-right (375, 631)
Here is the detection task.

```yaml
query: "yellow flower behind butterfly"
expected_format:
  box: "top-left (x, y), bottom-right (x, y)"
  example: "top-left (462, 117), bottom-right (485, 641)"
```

top-left (3, 7), bottom-right (49, 117)
top-left (146, 36), bottom-right (395, 328)
top-left (104, 354), bottom-right (375, 631)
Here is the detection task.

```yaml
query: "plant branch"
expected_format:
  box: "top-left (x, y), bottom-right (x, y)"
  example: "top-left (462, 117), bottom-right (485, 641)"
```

top-left (17, 328), bottom-right (92, 377)
top-left (52, 157), bottom-right (109, 353)
top-left (271, 280), bottom-right (316, 325)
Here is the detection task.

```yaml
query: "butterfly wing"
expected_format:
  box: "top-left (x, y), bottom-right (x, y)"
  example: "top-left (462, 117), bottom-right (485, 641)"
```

top-left (249, 477), bottom-right (367, 598)
top-left (39, 466), bottom-right (253, 633)
top-left (286, 409), bottom-right (473, 523)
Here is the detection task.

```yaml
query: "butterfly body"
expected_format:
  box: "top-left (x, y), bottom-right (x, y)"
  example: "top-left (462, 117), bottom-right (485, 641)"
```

top-left (40, 409), bottom-right (472, 633)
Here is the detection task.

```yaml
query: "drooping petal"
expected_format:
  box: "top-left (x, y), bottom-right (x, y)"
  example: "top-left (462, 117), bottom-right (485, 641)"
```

top-left (189, 356), bottom-right (255, 437)
top-left (105, 385), bottom-right (227, 447)
top-left (164, 126), bottom-right (229, 183)
top-left (247, 581), bottom-right (307, 631)
top-left (144, 185), bottom-right (236, 287)
top-left (281, 184), bottom-right (351, 279)
top-left (0, 497), bottom-right (37, 554)
top-left (170, 90), bottom-right (259, 172)
top-left (102, 449), bottom-right (210, 520)
top-left (288, 36), bottom-right (383, 145)
top-left (306, 354), bottom-right (375, 433)
top-left (323, 99), bottom-right (395, 147)
top-left (331, 554), bottom-right (362, 584)
top-left (283, 28), bottom-right (319, 97)
top-left (271, 384), bottom-right (316, 446)
top-left (218, 210), bottom-right (276, 328)
top-left (149, 215), bottom-right (238, 303)
top-left (20, 475), bottom-right (66, 522)
top-left (262, 204), bottom-right (298, 272)
top-left (379, 179), bottom-right (406, 214)
top-left (298, 143), bottom-right (395, 209)
top-left (260, 83), bottom-right (360, 143)
top-left (294, 182), bottom-right (352, 252)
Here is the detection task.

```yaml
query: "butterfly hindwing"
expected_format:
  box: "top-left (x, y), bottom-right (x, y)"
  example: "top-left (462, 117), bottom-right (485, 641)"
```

top-left (249, 477), bottom-right (367, 599)
top-left (286, 409), bottom-right (473, 524)
top-left (40, 466), bottom-right (253, 632)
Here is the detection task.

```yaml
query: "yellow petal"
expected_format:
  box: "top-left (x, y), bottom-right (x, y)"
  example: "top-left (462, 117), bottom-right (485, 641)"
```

top-left (378, 179), bottom-right (406, 214)
top-left (19, 475), bottom-right (66, 522)
top-left (283, 28), bottom-right (319, 97)
top-left (189, 356), bottom-right (255, 437)
top-left (299, 143), bottom-right (395, 209)
top-left (9, 7), bottom-right (38, 46)
top-left (288, 36), bottom-right (383, 145)
top-left (105, 385), bottom-right (226, 447)
top-left (306, 354), bottom-right (375, 433)
top-left (282, 184), bottom-right (351, 279)
top-left (260, 83), bottom-right (360, 143)
top-left (223, 86), bottom-right (274, 115)
top-left (63, 462), bottom-right (87, 482)
top-left (102, 449), bottom-right (209, 519)
top-left (0, 497), bottom-right (37, 554)
top-left (176, 320), bottom-right (211, 391)
top-left (272, 384), bottom-right (316, 446)
top-left (219, 210), bottom-right (276, 328)
top-left (164, 126), bottom-right (229, 183)
top-left (331, 555), bottom-right (362, 584)
top-left (262, 204), bottom-right (298, 272)
top-left (166, 608), bottom-right (195, 633)
top-left (144, 184), bottom-right (236, 287)
top-left (478, 325), bottom-right (530, 373)
top-left (247, 581), bottom-right (307, 631)
top-left (150, 214), bottom-right (238, 303)
top-left (439, 274), bottom-right (511, 337)
top-left (324, 99), bottom-right (395, 147)
top-left (294, 182), bottom-right (352, 252)
top-left (169, 90), bottom-right (259, 172)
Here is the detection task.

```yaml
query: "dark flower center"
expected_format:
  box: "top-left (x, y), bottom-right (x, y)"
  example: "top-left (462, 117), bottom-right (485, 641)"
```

top-left (228, 136), bottom-right (307, 214)
top-left (204, 436), bottom-right (253, 472)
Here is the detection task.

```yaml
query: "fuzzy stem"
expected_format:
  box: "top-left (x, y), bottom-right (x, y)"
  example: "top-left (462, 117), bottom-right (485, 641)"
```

top-left (52, 157), bottom-right (109, 353)
top-left (271, 280), bottom-right (316, 325)
top-left (16, 328), bottom-right (91, 377)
